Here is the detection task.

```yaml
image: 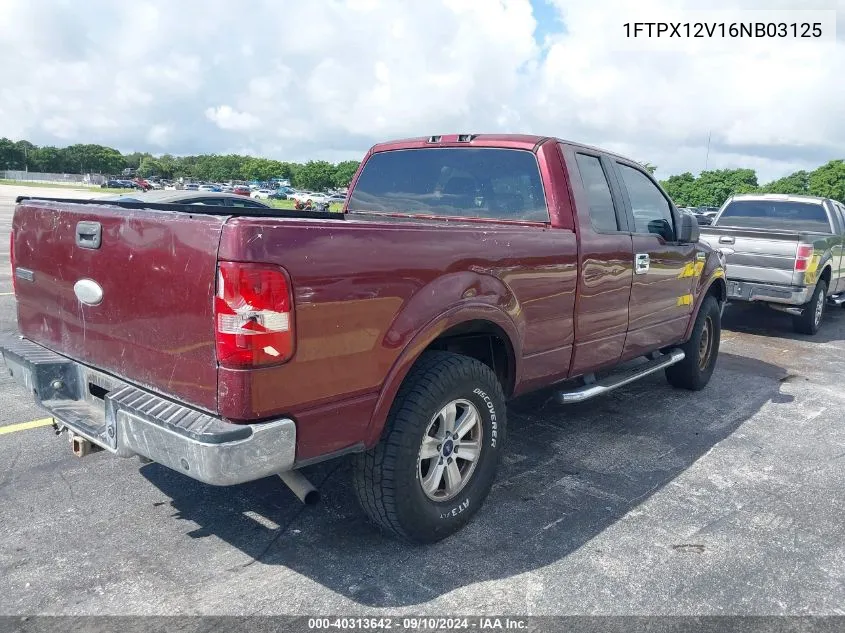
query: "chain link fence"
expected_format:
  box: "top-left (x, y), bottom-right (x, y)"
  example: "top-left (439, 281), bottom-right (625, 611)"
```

top-left (0, 171), bottom-right (107, 186)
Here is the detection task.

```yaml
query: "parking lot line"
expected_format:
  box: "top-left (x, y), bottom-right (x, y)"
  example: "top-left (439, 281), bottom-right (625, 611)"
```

top-left (0, 417), bottom-right (54, 435)
top-left (0, 292), bottom-right (14, 296)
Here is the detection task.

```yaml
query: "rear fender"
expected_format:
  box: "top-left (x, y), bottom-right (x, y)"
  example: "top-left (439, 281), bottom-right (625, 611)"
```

top-left (364, 273), bottom-right (522, 447)
top-left (804, 253), bottom-right (831, 287)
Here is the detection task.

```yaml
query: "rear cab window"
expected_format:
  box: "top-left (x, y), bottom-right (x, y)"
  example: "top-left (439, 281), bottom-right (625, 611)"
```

top-left (574, 153), bottom-right (620, 232)
top-left (715, 199), bottom-right (832, 232)
top-left (347, 147), bottom-right (549, 222)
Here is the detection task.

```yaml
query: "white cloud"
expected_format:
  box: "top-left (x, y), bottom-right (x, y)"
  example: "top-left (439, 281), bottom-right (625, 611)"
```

top-left (0, 0), bottom-right (841, 181)
top-left (205, 105), bottom-right (262, 131)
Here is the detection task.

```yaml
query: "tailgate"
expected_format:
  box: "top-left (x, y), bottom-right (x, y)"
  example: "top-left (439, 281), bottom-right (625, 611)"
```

top-left (11, 199), bottom-right (226, 413)
top-left (699, 227), bottom-right (802, 285)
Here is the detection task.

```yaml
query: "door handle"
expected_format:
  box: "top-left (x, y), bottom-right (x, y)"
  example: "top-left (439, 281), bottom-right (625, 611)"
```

top-left (718, 236), bottom-right (735, 244)
top-left (635, 253), bottom-right (650, 274)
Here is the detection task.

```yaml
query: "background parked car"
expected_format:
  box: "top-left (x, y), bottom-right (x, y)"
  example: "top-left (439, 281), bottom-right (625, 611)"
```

top-left (233, 185), bottom-right (251, 196)
top-left (251, 189), bottom-right (277, 200)
top-left (289, 191), bottom-right (331, 204)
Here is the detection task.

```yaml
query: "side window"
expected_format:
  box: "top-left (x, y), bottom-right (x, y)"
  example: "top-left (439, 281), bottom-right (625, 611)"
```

top-left (617, 163), bottom-right (674, 237)
top-left (574, 153), bottom-right (619, 232)
top-left (229, 198), bottom-right (265, 208)
top-left (834, 202), bottom-right (845, 233)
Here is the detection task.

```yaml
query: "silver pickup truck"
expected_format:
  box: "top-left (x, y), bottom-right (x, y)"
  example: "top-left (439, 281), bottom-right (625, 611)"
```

top-left (699, 193), bottom-right (845, 335)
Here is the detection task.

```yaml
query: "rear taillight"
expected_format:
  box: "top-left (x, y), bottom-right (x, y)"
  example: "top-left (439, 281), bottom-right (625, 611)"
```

top-left (795, 244), bottom-right (814, 272)
top-left (9, 231), bottom-right (16, 295)
top-left (214, 261), bottom-right (294, 368)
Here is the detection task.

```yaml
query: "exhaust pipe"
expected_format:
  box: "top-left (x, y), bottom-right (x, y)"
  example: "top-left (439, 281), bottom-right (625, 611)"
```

top-left (278, 470), bottom-right (320, 505)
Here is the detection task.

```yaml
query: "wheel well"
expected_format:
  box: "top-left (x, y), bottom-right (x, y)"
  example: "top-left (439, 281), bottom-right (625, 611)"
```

top-left (707, 277), bottom-right (727, 304)
top-left (425, 320), bottom-right (515, 396)
top-left (820, 265), bottom-right (832, 284)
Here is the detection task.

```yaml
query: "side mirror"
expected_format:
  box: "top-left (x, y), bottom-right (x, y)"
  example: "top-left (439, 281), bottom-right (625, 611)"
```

top-left (648, 218), bottom-right (674, 242)
top-left (676, 210), bottom-right (700, 243)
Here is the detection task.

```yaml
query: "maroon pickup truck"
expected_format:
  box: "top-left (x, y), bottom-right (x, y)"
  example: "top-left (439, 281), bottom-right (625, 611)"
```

top-left (2, 134), bottom-right (726, 542)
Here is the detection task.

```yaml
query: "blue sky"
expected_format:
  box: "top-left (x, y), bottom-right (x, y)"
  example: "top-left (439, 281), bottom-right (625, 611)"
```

top-left (530, 0), bottom-right (565, 45)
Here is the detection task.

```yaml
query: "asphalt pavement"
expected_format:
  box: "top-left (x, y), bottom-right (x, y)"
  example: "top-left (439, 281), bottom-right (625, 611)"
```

top-left (0, 184), bottom-right (843, 616)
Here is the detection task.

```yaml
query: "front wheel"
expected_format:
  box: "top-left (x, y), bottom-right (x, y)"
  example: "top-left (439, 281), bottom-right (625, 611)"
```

top-left (352, 351), bottom-right (506, 543)
top-left (665, 295), bottom-right (721, 390)
top-left (793, 280), bottom-right (827, 335)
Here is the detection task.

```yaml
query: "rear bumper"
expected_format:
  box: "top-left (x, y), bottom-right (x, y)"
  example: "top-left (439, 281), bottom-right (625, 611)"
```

top-left (0, 335), bottom-right (296, 486)
top-left (726, 279), bottom-right (814, 307)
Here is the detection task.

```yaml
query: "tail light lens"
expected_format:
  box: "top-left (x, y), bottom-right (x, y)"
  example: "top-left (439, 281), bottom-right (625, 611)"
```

top-left (215, 261), bottom-right (294, 368)
top-left (795, 245), bottom-right (814, 272)
top-left (9, 231), bottom-right (16, 295)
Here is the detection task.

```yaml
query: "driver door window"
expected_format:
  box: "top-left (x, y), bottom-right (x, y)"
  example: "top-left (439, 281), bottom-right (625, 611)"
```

top-left (617, 164), bottom-right (674, 240)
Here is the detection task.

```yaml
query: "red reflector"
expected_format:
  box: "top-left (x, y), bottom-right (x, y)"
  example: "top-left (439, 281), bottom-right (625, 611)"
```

top-left (215, 261), bottom-right (294, 368)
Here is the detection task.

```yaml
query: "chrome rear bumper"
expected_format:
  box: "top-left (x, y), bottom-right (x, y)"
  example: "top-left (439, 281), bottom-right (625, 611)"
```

top-left (0, 335), bottom-right (296, 486)
top-left (726, 279), bottom-right (814, 307)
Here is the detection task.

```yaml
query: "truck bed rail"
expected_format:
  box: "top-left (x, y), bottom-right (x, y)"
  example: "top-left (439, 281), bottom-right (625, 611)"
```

top-left (15, 196), bottom-right (346, 220)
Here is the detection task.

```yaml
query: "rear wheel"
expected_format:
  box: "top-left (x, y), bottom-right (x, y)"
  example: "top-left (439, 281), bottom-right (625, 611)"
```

top-left (793, 280), bottom-right (826, 335)
top-left (665, 295), bottom-right (721, 390)
top-left (352, 351), bottom-right (506, 543)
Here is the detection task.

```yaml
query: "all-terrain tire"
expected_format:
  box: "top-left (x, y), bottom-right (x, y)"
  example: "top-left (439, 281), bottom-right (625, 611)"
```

top-left (665, 295), bottom-right (721, 390)
top-left (352, 351), bottom-right (506, 543)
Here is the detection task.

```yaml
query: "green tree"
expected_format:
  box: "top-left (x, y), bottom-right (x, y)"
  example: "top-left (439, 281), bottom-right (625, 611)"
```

top-left (762, 170), bottom-right (810, 195)
top-left (29, 146), bottom-right (62, 172)
top-left (0, 138), bottom-right (25, 170)
top-left (695, 168), bottom-right (758, 206)
top-left (808, 160), bottom-right (845, 203)
top-left (15, 140), bottom-right (36, 170)
top-left (294, 160), bottom-right (336, 191)
top-left (137, 156), bottom-right (162, 178)
top-left (123, 151), bottom-right (152, 170)
top-left (58, 144), bottom-right (126, 174)
top-left (660, 172), bottom-right (697, 207)
top-left (333, 160), bottom-right (360, 187)
top-left (156, 154), bottom-right (177, 179)
top-left (190, 154), bottom-right (248, 182)
top-left (240, 158), bottom-right (287, 182)
top-left (660, 168), bottom-right (759, 207)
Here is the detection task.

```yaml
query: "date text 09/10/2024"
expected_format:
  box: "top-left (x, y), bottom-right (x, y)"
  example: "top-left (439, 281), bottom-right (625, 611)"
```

top-left (623, 22), bottom-right (823, 38)
top-left (307, 617), bottom-right (529, 630)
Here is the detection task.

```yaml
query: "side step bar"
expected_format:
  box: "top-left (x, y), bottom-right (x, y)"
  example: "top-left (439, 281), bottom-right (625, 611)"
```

top-left (828, 293), bottom-right (845, 306)
top-left (555, 348), bottom-right (685, 404)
